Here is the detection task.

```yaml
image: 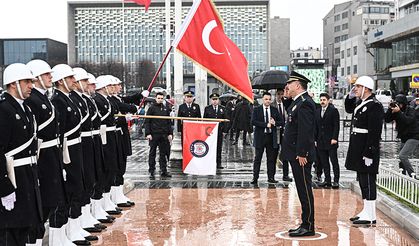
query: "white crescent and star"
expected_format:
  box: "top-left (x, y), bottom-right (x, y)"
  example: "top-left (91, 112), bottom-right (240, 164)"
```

top-left (202, 20), bottom-right (224, 55)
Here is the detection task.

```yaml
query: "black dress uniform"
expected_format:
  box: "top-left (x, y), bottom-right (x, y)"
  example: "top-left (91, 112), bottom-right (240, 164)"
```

top-left (0, 93), bottom-right (42, 246)
top-left (51, 89), bottom-right (85, 219)
top-left (282, 72), bottom-right (316, 235)
top-left (145, 101), bottom-right (173, 176)
top-left (345, 94), bottom-right (384, 200)
top-left (25, 87), bottom-right (68, 240)
top-left (314, 104), bottom-right (340, 185)
top-left (177, 91), bottom-right (201, 144)
top-left (110, 95), bottom-right (137, 186)
top-left (203, 93), bottom-right (227, 168)
top-left (225, 99), bottom-right (236, 140)
top-left (70, 91), bottom-right (96, 206)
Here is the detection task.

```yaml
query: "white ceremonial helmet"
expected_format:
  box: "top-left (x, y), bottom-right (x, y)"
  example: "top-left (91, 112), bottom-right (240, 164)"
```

top-left (87, 73), bottom-right (97, 84)
top-left (3, 63), bottom-right (35, 85)
top-left (26, 59), bottom-right (52, 77)
top-left (73, 67), bottom-right (90, 81)
top-left (96, 75), bottom-right (111, 90)
top-left (51, 64), bottom-right (75, 82)
top-left (354, 76), bottom-right (374, 90)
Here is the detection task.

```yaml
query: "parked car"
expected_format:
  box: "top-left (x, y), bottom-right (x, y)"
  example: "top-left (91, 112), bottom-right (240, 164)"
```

top-left (375, 89), bottom-right (393, 109)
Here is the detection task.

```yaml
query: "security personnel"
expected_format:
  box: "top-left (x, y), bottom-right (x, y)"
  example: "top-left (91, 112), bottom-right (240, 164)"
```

top-left (108, 76), bottom-right (137, 207)
top-left (0, 63), bottom-right (42, 246)
top-left (93, 75), bottom-right (121, 216)
top-left (145, 92), bottom-right (173, 179)
top-left (51, 64), bottom-right (92, 245)
top-left (70, 67), bottom-right (103, 237)
top-left (177, 90), bottom-right (202, 144)
top-left (345, 76), bottom-right (384, 225)
top-left (25, 60), bottom-right (69, 245)
top-left (203, 93), bottom-right (227, 169)
top-left (282, 71), bottom-right (316, 237)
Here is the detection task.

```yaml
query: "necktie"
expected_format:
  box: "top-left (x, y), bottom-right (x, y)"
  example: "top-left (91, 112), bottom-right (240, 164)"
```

top-left (265, 107), bottom-right (270, 133)
top-left (321, 108), bottom-right (326, 118)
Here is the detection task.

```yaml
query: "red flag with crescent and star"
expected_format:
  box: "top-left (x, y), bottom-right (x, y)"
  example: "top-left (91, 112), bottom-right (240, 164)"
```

top-left (125, 0), bottom-right (151, 11)
top-left (172, 0), bottom-right (253, 103)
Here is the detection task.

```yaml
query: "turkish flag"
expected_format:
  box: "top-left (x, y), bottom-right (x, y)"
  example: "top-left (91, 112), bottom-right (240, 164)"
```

top-left (125, 0), bottom-right (151, 11)
top-left (172, 0), bottom-right (253, 103)
top-left (183, 121), bottom-right (218, 175)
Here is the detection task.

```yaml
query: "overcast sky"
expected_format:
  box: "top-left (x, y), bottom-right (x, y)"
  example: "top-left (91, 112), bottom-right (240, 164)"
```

top-left (0, 0), bottom-right (348, 50)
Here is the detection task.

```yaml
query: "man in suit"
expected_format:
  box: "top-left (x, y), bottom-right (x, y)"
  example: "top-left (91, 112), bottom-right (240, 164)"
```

top-left (282, 71), bottom-right (316, 237)
top-left (204, 93), bottom-right (227, 169)
top-left (272, 89), bottom-right (292, 182)
top-left (0, 63), bottom-right (43, 246)
top-left (251, 92), bottom-right (282, 184)
top-left (177, 90), bottom-right (201, 145)
top-left (345, 76), bottom-right (384, 225)
top-left (314, 93), bottom-right (340, 189)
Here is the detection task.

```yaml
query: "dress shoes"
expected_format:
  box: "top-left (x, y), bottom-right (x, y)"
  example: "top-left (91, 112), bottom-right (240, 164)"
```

top-left (267, 179), bottom-right (278, 184)
top-left (98, 218), bottom-right (113, 224)
top-left (85, 235), bottom-right (99, 241)
top-left (288, 227), bottom-right (315, 237)
top-left (73, 239), bottom-right (91, 245)
top-left (283, 176), bottom-right (293, 182)
top-left (318, 182), bottom-right (332, 188)
top-left (84, 226), bottom-right (102, 233)
top-left (94, 223), bottom-right (107, 230)
top-left (106, 209), bottom-right (121, 215)
top-left (117, 202), bottom-right (132, 207)
top-left (352, 219), bottom-right (376, 225)
top-left (149, 172), bottom-right (155, 179)
top-left (288, 226), bottom-right (301, 233)
top-left (161, 172), bottom-right (172, 178)
top-left (250, 179), bottom-right (258, 185)
top-left (127, 201), bottom-right (135, 206)
top-left (331, 182), bottom-right (339, 189)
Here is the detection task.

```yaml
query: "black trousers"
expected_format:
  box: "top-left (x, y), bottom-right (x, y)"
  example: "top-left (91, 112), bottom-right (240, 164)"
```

top-left (315, 148), bottom-right (323, 178)
top-left (0, 228), bottom-right (30, 246)
top-left (216, 132), bottom-right (223, 167)
top-left (289, 159), bottom-right (315, 230)
top-left (318, 147), bottom-right (340, 183)
top-left (253, 133), bottom-right (276, 180)
top-left (235, 130), bottom-right (247, 143)
top-left (358, 172), bottom-right (377, 200)
top-left (274, 147), bottom-right (290, 177)
top-left (148, 134), bottom-right (170, 174)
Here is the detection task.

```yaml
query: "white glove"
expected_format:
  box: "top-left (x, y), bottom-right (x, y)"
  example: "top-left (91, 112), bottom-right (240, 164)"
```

top-left (125, 113), bottom-right (133, 122)
top-left (363, 157), bottom-right (373, 167)
top-left (141, 90), bottom-right (150, 98)
top-left (348, 88), bottom-right (356, 99)
top-left (1, 192), bottom-right (16, 211)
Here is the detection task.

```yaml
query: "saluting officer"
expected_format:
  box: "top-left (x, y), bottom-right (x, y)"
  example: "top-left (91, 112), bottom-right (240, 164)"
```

top-left (177, 90), bottom-right (201, 144)
top-left (25, 60), bottom-right (69, 245)
top-left (0, 63), bottom-right (42, 246)
top-left (51, 64), bottom-right (92, 245)
top-left (108, 76), bottom-right (137, 207)
top-left (345, 76), bottom-right (384, 225)
top-left (203, 93), bottom-right (227, 169)
top-left (282, 71), bottom-right (316, 237)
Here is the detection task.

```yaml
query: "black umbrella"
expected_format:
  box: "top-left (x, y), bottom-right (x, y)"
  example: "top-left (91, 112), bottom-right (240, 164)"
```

top-left (219, 92), bottom-right (237, 100)
top-left (252, 70), bottom-right (289, 90)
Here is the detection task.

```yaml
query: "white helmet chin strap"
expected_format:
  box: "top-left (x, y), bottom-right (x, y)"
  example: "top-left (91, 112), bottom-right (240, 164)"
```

top-left (38, 76), bottom-right (47, 90)
top-left (62, 79), bottom-right (70, 92)
top-left (16, 81), bottom-right (25, 99)
top-left (105, 86), bottom-right (110, 96)
top-left (78, 81), bottom-right (85, 94)
top-left (360, 86), bottom-right (366, 100)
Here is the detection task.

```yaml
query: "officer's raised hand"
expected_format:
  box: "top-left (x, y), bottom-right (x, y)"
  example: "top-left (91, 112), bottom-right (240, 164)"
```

top-left (146, 134), bottom-right (152, 141)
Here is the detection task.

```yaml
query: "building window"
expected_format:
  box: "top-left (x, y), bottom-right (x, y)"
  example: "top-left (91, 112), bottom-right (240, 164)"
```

top-left (335, 36), bottom-right (341, 43)
top-left (342, 11), bottom-right (348, 19)
top-left (297, 53), bottom-right (300, 57)
top-left (341, 67), bottom-right (345, 75)
top-left (353, 65), bottom-right (358, 74)
top-left (334, 14), bottom-right (341, 21)
top-left (334, 26), bottom-right (341, 32)
top-left (342, 23), bottom-right (349, 30)
top-left (341, 50), bottom-right (344, 59)
top-left (347, 48), bottom-right (351, 57)
top-left (347, 66), bottom-right (351, 75)
top-left (334, 47), bottom-right (340, 55)
top-left (341, 34), bottom-right (348, 41)
top-left (381, 20), bottom-right (387, 25)
top-left (353, 46), bottom-right (357, 55)
top-left (304, 52), bottom-right (308, 57)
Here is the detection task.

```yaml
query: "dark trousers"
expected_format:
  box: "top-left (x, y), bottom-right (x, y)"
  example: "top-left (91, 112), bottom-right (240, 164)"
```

top-left (315, 148), bottom-right (323, 178)
top-left (253, 133), bottom-right (276, 180)
top-left (235, 130), bottom-right (247, 143)
top-left (358, 172), bottom-right (377, 200)
top-left (318, 147), bottom-right (340, 183)
top-left (274, 146), bottom-right (290, 177)
top-left (217, 132), bottom-right (223, 167)
top-left (0, 228), bottom-right (30, 246)
top-left (148, 134), bottom-right (170, 174)
top-left (289, 159), bottom-right (315, 230)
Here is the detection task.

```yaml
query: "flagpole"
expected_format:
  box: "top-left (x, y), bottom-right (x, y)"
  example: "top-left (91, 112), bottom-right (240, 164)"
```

top-left (122, 0), bottom-right (127, 94)
top-left (115, 114), bottom-right (230, 122)
top-left (138, 46), bottom-right (174, 108)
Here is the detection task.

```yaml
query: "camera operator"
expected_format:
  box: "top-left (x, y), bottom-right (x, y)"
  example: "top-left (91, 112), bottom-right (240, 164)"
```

top-left (384, 94), bottom-right (419, 177)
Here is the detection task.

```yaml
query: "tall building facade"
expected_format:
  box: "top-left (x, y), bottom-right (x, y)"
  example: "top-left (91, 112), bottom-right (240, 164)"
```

top-left (323, 0), bottom-right (395, 91)
top-left (0, 38), bottom-right (67, 86)
top-left (368, 0), bottom-right (419, 92)
top-left (269, 16), bottom-right (290, 72)
top-left (68, 0), bottom-right (270, 86)
top-left (291, 47), bottom-right (322, 59)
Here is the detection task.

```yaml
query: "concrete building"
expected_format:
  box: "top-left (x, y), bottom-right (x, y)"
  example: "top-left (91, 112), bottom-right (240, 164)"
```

top-left (68, 0), bottom-right (270, 91)
top-left (323, 0), bottom-right (395, 91)
top-left (368, 0), bottom-right (419, 92)
top-left (291, 47), bottom-right (322, 59)
top-left (270, 16), bottom-right (290, 72)
top-left (0, 38), bottom-right (67, 86)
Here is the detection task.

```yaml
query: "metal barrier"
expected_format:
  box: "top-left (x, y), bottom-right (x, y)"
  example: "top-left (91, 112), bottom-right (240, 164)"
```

top-left (339, 119), bottom-right (397, 142)
top-left (377, 166), bottom-right (419, 209)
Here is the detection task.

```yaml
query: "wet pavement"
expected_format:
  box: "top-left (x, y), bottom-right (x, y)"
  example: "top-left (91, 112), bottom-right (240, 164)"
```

top-left (92, 188), bottom-right (418, 245)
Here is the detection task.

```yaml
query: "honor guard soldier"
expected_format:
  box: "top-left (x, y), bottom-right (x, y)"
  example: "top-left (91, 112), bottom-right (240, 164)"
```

top-left (93, 76), bottom-right (121, 217)
top-left (108, 76), bottom-right (137, 207)
top-left (0, 63), bottom-right (42, 246)
top-left (282, 71), bottom-right (316, 237)
top-left (25, 60), bottom-right (69, 245)
top-left (70, 67), bottom-right (103, 238)
top-left (345, 76), bottom-right (384, 225)
top-left (177, 90), bottom-right (202, 144)
top-left (51, 64), bottom-right (92, 245)
top-left (203, 93), bottom-right (227, 169)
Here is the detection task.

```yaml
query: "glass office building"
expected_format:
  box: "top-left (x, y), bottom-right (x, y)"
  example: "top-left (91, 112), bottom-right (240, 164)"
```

top-left (68, 0), bottom-right (269, 79)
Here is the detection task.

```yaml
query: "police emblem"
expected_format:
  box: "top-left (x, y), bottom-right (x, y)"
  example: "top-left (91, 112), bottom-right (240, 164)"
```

top-left (362, 107), bottom-right (367, 112)
top-left (42, 104), bottom-right (47, 109)
top-left (190, 140), bottom-right (209, 158)
top-left (16, 114), bottom-right (21, 120)
top-left (193, 106), bottom-right (196, 110)
top-left (67, 107), bottom-right (71, 112)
